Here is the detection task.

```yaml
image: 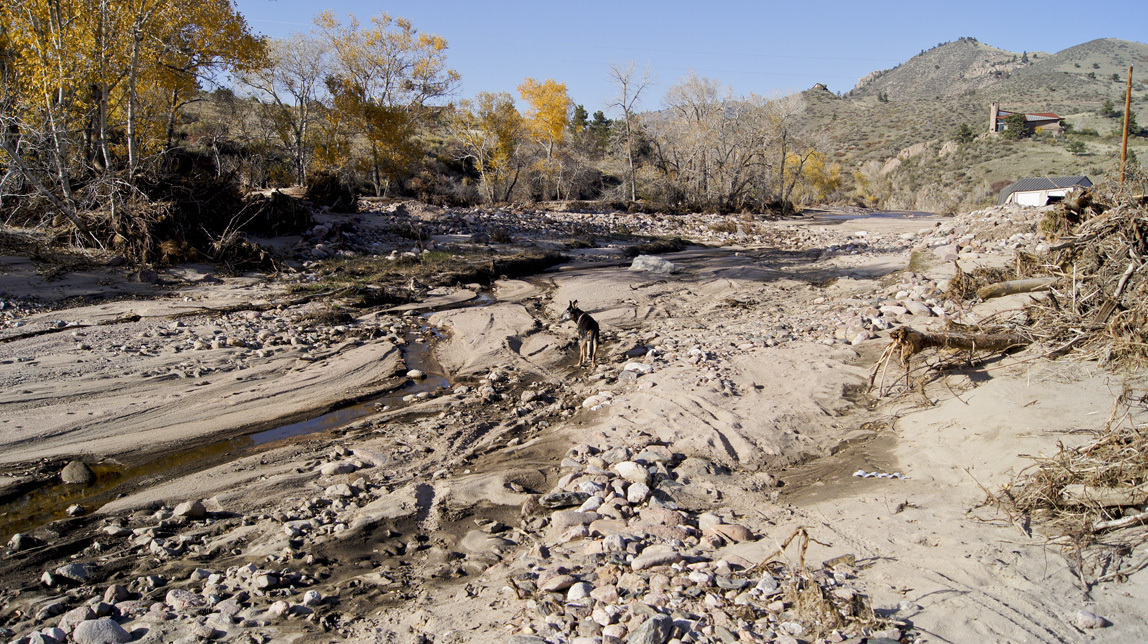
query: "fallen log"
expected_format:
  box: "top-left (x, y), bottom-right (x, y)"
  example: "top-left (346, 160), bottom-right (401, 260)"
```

top-left (889, 326), bottom-right (1031, 366)
top-left (1061, 483), bottom-right (1148, 508)
top-left (976, 277), bottom-right (1057, 300)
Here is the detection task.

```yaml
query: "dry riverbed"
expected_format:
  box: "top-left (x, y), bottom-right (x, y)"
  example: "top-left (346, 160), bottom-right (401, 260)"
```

top-left (0, 203), bottom-right (1145, 643)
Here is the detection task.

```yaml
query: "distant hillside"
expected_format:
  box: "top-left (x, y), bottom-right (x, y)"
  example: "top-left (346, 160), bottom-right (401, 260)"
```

top-left (795, 37), bottom-right (1148, 213)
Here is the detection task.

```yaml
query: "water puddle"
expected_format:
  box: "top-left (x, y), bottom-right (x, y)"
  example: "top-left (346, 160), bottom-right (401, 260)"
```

top-left (811, 209), bottom-right (937, 222)
top-left (0, 328), bottom-right (452, 542)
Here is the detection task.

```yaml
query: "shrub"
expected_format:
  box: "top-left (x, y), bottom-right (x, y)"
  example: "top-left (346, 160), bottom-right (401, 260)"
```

top-left (305, 172), bottom-right (358, 212)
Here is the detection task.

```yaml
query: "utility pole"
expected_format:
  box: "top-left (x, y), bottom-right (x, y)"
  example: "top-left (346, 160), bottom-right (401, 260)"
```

top-left (1121, 65), bottom-right (1133, 191)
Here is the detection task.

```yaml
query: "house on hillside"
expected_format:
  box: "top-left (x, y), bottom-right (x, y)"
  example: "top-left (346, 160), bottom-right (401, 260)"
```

top-left (997, 176), bottom-right (1092, 206)
top-left (989, 103), bottom-right (1063, 135)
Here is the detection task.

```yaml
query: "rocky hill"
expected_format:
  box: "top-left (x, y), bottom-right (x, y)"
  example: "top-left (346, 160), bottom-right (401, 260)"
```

top-left (848, 37), bottom-right (1148, 109)
top-left (797, 37), bottom-right (1148, 212)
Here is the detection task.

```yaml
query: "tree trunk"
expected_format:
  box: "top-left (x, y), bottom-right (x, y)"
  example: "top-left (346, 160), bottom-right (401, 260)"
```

top-left (127, 34), bottom-right (141, 176)
top-left (976, 278), bottom-right (1058, 300)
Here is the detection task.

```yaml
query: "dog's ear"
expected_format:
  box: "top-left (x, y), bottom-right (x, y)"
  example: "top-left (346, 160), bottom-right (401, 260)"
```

top-left (570, 300), bottom-right (578, 307)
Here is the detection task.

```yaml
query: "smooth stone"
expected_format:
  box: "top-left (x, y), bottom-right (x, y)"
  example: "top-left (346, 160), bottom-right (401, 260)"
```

top-left (1076, 609), bottom-right (1110, 629)
top-left (638, 506), bottom-right (683, 527)
top-left (614, 461), bottom-right (650, 485)
top-left (60, 460), bottom-right (96, 484)
top-left (71, 618), bottom-right (132, 644)
top-left (58, 605), bottom-right (96, 631)
top-left (320, 461), bottom-right (357, 476)
top-left (540, 574), bottom-right (577, 592)
top-left (173, 499), bottom-right (207, 519)
top-left (55, 562), bottom-right (93, 583)
top-left (567, 582), bottom-right (594, 601)
top-left (626, 482), bottom-right (650, 504)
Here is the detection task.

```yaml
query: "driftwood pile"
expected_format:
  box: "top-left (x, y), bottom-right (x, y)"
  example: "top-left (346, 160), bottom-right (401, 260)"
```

top-left (990, 387), bottom-right (1148, 587)
top-left (1027, 197), bottom-right (1148, 366)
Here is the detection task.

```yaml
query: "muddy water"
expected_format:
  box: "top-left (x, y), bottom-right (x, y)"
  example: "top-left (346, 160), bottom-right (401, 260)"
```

top-left (0, 333), bottom-right (450, 542)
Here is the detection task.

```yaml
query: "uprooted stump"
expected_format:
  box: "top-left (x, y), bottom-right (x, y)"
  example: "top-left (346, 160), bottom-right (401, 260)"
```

top-left (889, 326), bottom-right (1031, 365)
top-left (869, 326), bottom-right (1032, 395)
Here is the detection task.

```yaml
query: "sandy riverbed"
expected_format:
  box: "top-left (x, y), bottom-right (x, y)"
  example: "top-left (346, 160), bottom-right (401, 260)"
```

top-left (0, 204), bottom-right (1144, 643)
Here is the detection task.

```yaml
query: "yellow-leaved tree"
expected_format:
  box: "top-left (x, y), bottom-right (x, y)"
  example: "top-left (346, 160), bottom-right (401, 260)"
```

top-left (1, 0), bottom-right (262, 239)
top-left (316, 11), bottom-right (459, 196)
top-left (450, 92), bottom-right (523, 203)
top-left (517, 78), bottom-right (573, 199)
top-left (789, 151), bottom-right (842, 206)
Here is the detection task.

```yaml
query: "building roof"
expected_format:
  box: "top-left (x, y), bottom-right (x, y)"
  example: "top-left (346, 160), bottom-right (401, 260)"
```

top-left (997, 109), bottom-right (1062, 123)
top-left (997, 176), bottom-right (1092, 204)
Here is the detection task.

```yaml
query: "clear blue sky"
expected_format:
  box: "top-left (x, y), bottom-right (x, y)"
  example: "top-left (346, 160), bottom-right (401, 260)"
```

top-left (233, 0), bottom-right (1143, 113)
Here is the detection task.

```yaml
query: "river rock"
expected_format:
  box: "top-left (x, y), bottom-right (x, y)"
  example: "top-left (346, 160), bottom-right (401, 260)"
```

top-left (626, 613), bottom-right (673, 644)
top-left (1076, 609), bottom-right (1110, 629)
top-left (58, 605), bottom-right (96, 631)
top-left (55, 562), bottom-right (94, 583)
top-left (71, 618), bottom-right (132, 644)
top-left (626, 482), bottom-right (650, 504)
top-left (320, 461), bottom-right (357, 476)
top-left (60, 460), bottom-right (96, 484)
top-left (614, 461), bottom-right (650, 485)
top-left (539, 574), bottom-right (577, 592)
top-left (629, 255), bottom-right (677, 275)
top-left (103, 585), bottom-right (130, 603)
top-left (173, 499), bottom-right (207, 519)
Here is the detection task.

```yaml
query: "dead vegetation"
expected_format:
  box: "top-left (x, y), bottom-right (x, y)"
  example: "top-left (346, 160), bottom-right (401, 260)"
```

top-left (745, 527), bottom-right (901, 640)
top-left (986, 387), bottom-right (1148, 588)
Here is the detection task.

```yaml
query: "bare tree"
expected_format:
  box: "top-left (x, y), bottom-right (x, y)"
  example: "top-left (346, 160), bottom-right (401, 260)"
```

top-left (239, 34), bottom-right (329, 186)
top-left (761, 93), bottom-right (819, 214)
top-left (657, 72), bottom-right (770, 211)
top-left (608, 61), bottom-right (654, 202)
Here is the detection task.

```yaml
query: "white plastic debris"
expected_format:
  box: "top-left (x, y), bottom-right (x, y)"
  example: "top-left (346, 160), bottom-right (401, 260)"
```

top-left (852, 470), bottom-right (910, 480)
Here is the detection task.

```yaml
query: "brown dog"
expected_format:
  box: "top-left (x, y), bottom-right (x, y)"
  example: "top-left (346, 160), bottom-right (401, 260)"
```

top-left (562, 300), bottom-right (599, 367)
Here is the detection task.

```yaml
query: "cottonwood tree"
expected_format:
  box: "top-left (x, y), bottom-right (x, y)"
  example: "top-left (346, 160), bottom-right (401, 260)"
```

top-left (761, 93), bottom-right (822, 214)
top-left (449, 92), bottom-right (523, 203)
top-left (517, 77), bottom-right (573, 199)
top-left (608, 61), bottom-right (654, 201)
top-left (239, 33), bottom-right (329, 185)
top-left (316, 10), bottom-right (459, 196)
top-left (1, 0), bottom-right (262, 241)
top-left (656, 72), bottom-right (769, 211)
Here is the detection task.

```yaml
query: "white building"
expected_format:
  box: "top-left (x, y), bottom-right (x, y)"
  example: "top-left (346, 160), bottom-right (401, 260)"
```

top-left (997, 176), bottom-right (1092, 206)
